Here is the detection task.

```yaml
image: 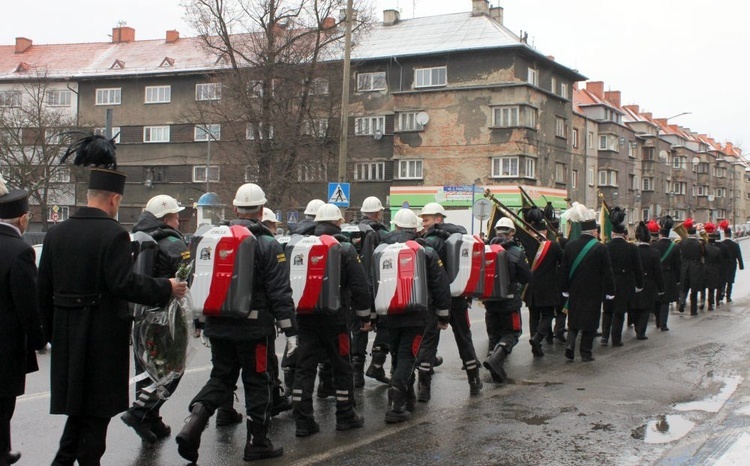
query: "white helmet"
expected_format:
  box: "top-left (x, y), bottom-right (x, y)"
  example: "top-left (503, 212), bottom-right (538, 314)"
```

top-left (146, 194), bottom-right (184, 218)
top-left (392, 208), bottom-right (420, 229)
top-left (262, 207), bottom-right (278, 224)
top-left (233, 183), bottom-right (267, 207)
top-left (304, 199), bottom-right (325, 216)
top-left (361, 196), bottom-right (384, 213)
top-left (419, 202), bottom-right (448, 218)
top-left (495, 217), bottom-right (515, 230)
top-left (315, 203), bottom-right (344, 222)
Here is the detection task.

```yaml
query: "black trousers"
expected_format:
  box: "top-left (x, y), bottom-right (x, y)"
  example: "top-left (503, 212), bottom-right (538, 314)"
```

top-left (190, 336), bottom-right (276, 424)
top-left (567, 328), bottom-right (595, 359)
top-left (415, 311), bottom-right (440, 374)
top-left (601, 312), bottom-right (626, 344)
top-left (654, 302), bottom-right (670, 330)
top-left (553, 306), bottom-right (567, 335)
top-left (387, 326), bottom-right (424, 393)
top-left (484, 305), bottom-right (522, 355)
top-left (0, 396), bottom-right (15, 455)
top-left (51, 415), bottom-right (110, 466)
top-left (632, 308), bottom-right (650, 338)
top-left (292, 324), bottom-right (355, 425)
top-left (349, 307), bottom-right (369, 361)
top-left (127, 353), bottom-right (182, 422)
top-left (530, 306), bottom-right (555, 339)
top-left (371, 324), bottom-right (391, 354)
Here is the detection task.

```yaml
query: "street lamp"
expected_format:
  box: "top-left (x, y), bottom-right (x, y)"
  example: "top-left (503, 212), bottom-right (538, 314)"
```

top-left (199, 124), bottom-right (218, 193)
top-left (664, 112), bottom-right (691, 122)
top-left (470, 177), bottom-right (482, 234)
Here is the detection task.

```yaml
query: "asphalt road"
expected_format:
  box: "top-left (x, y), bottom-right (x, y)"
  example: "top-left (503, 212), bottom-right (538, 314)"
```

top-left (12, 240), bottom-right (750, 465)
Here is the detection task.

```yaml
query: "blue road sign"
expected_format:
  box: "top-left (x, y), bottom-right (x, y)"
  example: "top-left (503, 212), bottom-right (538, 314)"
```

top-left (328, 182), bottom-right (350, 207)
top-left (287, 211), bottom-right (299, 225)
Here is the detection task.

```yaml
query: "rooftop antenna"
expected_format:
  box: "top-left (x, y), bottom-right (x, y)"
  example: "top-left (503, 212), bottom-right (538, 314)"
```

top-left (116, 20), bottom-right (127, 27)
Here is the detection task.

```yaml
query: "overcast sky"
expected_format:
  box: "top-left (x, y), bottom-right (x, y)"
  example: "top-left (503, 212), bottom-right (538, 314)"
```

top-left (2, 0), bottom-right (747, 153)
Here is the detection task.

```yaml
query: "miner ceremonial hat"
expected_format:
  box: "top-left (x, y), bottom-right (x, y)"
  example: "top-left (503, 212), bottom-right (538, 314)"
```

top-left (0, 175), bottom-right (29, 219)
top-left (60, 132), bottom-right (126, 195)
top-left (88, 168), bottom-right (126, 195)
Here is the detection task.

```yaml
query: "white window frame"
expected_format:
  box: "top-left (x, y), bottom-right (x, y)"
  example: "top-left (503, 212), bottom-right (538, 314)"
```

top-left (248, 80), bottom-right (264, 98)
top-left (598, 169), bottom-right (617, 187)
top-left (525, 158), bottom-right (536, 179)
top-left (354, 116), bottom-right (385, 136)
top-left (397, 112), bottom-right (424, 132)
top-left (588, 131), bottom-right (595, 149)
top-left (628, 142), bottom-right (636, 158)
top-left (414, 66), bottom-right (447, 88)
top-left (551, 77), bottom-right (557, 95)
top-left (195, 83), bottom-right (221, 101)
top-left (673, 156), bottom-right (687, 169)
top-left (194, 124), bottom-right (221, 142)
top-left (193, 165), bottom-right (220, 183)
top-left (310, 77), bottom-right (329, 95)
top-left (95, 88), bottom-right (121, 105)
top-left (48, 166), bottom-right (71, 183)
top-left (46, 90), bottom-right (72, 107)
top-left (143, 125), bottom-right (170, 143)
top-left (572, 128), bottom-right (579, 148)
top-left (245, 163), bottom-right (259, 183)
top-left (297, 163), bottom-right (327, 182)
top-left (571, 169), bottom-right (578, 189)
top-left (94, 127), bottom-right (121, 143)
top-left (555, 117), bottom-right (567, 138)
top-left (0, 90), bottom-right (22, 107)
top-left (642, 177), bottom-right (653, 191)
top-left (696, 185), bottom-right (709, 197)
top-left (145, 85), bottom-right (171, 104)
top-left (560, 83), bottom-right (568, 99)
top-left (641, 208), bottom-right (650, 222)
top-left (527, 67), bottom-right (538, 86)
top-left (246, 123), bottom-right (274, 140)
top-left (673, 182), bottom-right (687, 195)
top-left (356, 72), bottom-right (386, 92)
top-left (492, 106), bottom-right (518, 127)
top-left (303, 119), bottom-right (329, 137)
top-left (555, 163), bottom-right (566, 183)
top-left (398, 159), bottom-right (423, 180)
top-left (492, 156), bottom-right (519, 178)
top-left (354, 162), bottom-right (385, 181)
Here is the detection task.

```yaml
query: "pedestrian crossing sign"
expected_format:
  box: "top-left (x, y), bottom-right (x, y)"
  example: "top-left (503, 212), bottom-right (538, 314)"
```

top-left (328, 182), bottom-right (350, 207)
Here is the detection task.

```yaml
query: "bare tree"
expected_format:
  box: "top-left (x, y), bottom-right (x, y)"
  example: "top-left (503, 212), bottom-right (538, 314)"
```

top-left (0, 75), bottom-right (78, 231)
top-left (182, 0), bottom-right (372, 206)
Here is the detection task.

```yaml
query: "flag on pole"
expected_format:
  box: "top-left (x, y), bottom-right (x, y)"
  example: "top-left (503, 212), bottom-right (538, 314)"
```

top-left (597, 193), bottom-right (612, 243)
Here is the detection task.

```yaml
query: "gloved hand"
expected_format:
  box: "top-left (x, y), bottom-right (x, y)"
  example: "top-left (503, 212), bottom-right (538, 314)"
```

top-left (606, 295), bottom-right (615, 300)
top-left (635, 287), bottom-right (643, 293)
top-left (286, 335), bottom-right (298, 358)
top-left (562, 292), bottom-right (569, 298)
top-left (200, 333), bottom-right (211, 348)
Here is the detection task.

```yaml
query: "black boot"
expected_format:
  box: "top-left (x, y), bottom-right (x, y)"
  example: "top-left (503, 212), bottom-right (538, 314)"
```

top-left (530, 334), bottom-right (544, 357)
top-left (216, 407), bottom-right (243, 426)
top-left (271, 385), bottom-right (292, 416)
top-left (483, 346), bottom-right (508, 383)
top-left (385, 387), bottom-right (412, 424)
top-left (316, 363), bottom-right (336, 398)
top-left (176, 402), bottom-right (211, 463)
top-left (1, 451), bottom-right (21, 465)
top-left (244, 420), bottom-right (283, 461)
top-left (365, 350), bottom-right (391, 384)
top-left (467, 366), bottom-right (483, 395)
top-left (417, 370), bottom-right (432, 402)
top-left (352, 356), bottom-right (365, 388)
top-left (405, 382), bottom-right (417, 412)
top-left (282, 367), bottom-right (295, 398)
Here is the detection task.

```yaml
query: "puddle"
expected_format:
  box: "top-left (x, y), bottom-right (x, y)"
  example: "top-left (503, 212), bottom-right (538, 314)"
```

top-left (674, 375), bottom-right (742, 413)
top-left (591, 422), bottom-right (614, 432)
top-left (631, 414), bottom-right (695, 444)
top-left (519, 415), bottom-right (552, 425)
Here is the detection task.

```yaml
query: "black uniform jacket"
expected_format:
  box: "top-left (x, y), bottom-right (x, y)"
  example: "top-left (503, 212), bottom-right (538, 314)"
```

top-left (629, 244), bottom-right (664, 310)
top-left (290, 218), bottom-right (316, 235)
top-left (294, 221), bottom-right (372, 327)
top-left (422, 222), bottom-right (470, 312)
top-left (562, 233), bottom-right (615, 331)
top-left (132, 211), bottom-right (190, 278)
top-left (679, 237), bottom-right (705, 291)
top-left (484, 237), bottom-right (531, 313)
top-left (651, 237), bottom-right (682, 303)
top-left (523, 240), bottom-right (562, 309)
top-left (37, 207), bottom-right (173, 417)
top-left (359, 216), bottom-right (389, 282)
top-left (0, 223), bottom-right (46, 397)
top-left (605, 237), bottom-right (644, 314)
top-left (379, 230), bottom-right (451, 328)
top-left (205, 218), bottom-right (297, 340)
top-left (722, 238), bottom-right (744, 283)
top-left (704, 242), bottom-right (725, 289)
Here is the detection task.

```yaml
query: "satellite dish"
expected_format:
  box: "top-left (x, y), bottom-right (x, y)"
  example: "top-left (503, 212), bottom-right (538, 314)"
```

top-left (658, 150), bottom-right (668, 160)
top-left (692, 156), bottom-right (701, 165)
top-left (708, 194), bottom-right (715, 202)
top-left (415, 111), bottom-right (430, 126)
top-left (373, 129), bottom-right (383, 141)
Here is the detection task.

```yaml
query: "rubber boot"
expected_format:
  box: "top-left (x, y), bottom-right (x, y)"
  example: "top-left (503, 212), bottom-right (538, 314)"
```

top-left (467, 366), bottom-right (483, 395)
top-left (244, 420), bottom-right (283, 461)
top-left (365, 350), bottom-right (390, 384)
top-left (316, 363), bottom-right (335, 399)
top-left (385, 387), bottom-right (412, 424)
top-left (352, 356), bottom-right (365, 388)
top-left (176, 402), bottom-right (211, 463)
top-left (483, 346), bottom-right (508, 383)
top-left (271, 385), bottom-right (292, 416)
top-left (405, 382), bottom-right (417, 412)
top-left (530, 334), bottom-right (545, 357)
top-left (417, 370), bottom-right (432, 403)
top-left (216, 407), bottom-right (243, 426)
top-left (283, 367), bottom-right (295, 398)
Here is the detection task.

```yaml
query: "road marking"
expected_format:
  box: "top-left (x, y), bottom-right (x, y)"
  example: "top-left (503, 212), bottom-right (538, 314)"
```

top-left (714, 432), bottom-right (750, 465)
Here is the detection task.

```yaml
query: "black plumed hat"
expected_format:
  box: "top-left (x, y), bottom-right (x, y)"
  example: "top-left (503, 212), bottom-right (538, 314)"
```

top-left (610, 206), bottom-right (626, 234)
top-left (61, 132), bottom-right (126, 195)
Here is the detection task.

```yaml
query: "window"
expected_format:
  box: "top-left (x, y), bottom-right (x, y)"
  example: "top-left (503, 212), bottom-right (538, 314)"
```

top-left (672, 209), bottom-right (686, 220)
top-left (555, 163), bottom-right (566, 183)
top-left (354, 116), bottom-right (385, 136)
top-left (397, 112), bottom-right (424, 132)
top-left (48, 167), bottom-right (71, 183)
top-left (696, 185), bottom-right (710, 197)
top-left (572, 129), bottom-right (579, 148)
top-left (246, 123), bottom-right (274, 140)
top-left (629, 174), bottom-right (637, 190)
top-left (714, 166), bottom-right (727, 178)
top-left (310, 77), bottom-right (329, 95)
top-left (696, 162), bottom-right (709, 174)
top-left (492, 106), bottom-right (537, 128)
top-left (527, 67), bottom-right (538, 86)
top-left (145, 85), bottom-right (171, 104)
top-left (95, 88), bottom-right (121, 105)
top-left (45, 129), bottom-right (66, 145)
top-left (0, 90), bottom-right (21, 107)
top-left (598, 169), bottom-right (617, 187)
top-left (672, 156), bottom-right (687, 169)
top-left (398, 159), bottom-right (423, 180)
top-left (143, 126), bottom-right (170, 143)
top-left (414, 66), bottom-right (447, 88)
top-left (525, 158), bottom-right (536, 179)
top-left (0, 128), bottom-right (22, 144)
top-left (628, 142), bottom-right (636, 158)
top-left (551, 77), bottom-right (557, 95)
top-left (47, 90), bottom-right (72, 107)
top-left (588, 131), bottom-right (595, 149)
top-left (354, 162), bottom-right (385, 181)
top-left (297, 163), bottom-right (327, 182)
top-left (673, 182), bottom-right (687, 195)
top-left (492, 156), bottom-right (519, 178)
top-left (356, 72), bottom-right (386, 92)
top-left (94, 127), bottom-right (121, 143)
top-left (641, 209), bottom-right (650, 222)
top-left (194, 124), bottom-right (221, 141)
top-left (560, 83), bottom-right (568, 99)
top-left (303, 119), bottom-right (329, 137)
top-left (642, 147), bottom-right (655, 160)
top-left (248, 80), bottom-right (264, 98)
top-left (195, 83), bottom-right (221, 101)
top-left (193, 165), bottom-right (220, 183)
top-left (642, 177), bottom-right (653, 191)
top-left (571, 170), bottom-right (578, 189)
top-left (598, 134), bottom-right (619, 151)
top-left (144, 167), bottom-right (166, 183)
top-left (716, 187), bottom-right (727, 198)
top-left (48, 206), bottom-right (70, 222)
top-left (555, 117), bottom-right (567, 138)
top-left (587, 168), bottom-right (594, 187)
top-left (664, 180), bottom-right (671, 193)
top-left (245, 163), bottom-right (259, 182)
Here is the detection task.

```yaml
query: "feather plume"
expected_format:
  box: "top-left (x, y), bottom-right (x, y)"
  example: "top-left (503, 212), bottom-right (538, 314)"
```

top-left (543, 201), bottom-right (555, 221)
top-left (635, 221), bottom-right (651, 243)
top-left (524, 206), bottom-right (544, 225)
top-left (60, 132), bottom-right (118, 169)
top-left (609, 206), bottom-right (626, 227)
top-left (683, 218), bottom-right (694, 230)
top-left (659, 215), bottom-right (674, 231)
top-left (719, 220), bottom-right (729, 231)
top-left (567, 202), bottom-right (593, 223)
top-left (704, 222), bottom-right (716, 233)
top-left (647, 219), bottom-right (660, 233)
top-left (0, 173), bottom-right (7, 197)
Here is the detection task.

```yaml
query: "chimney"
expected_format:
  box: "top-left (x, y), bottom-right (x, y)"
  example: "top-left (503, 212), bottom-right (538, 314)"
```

top-left (472, 0), bottom-right (490, 16)
top-left (623, 104), bottom-right (639, 114)
top-left (604, 90), bottom-right (621, 108)
top-left (489, 6), bottom-right (503, 24)
top-left (586, 81), bottom-right (604, 99)
top-left (642, 112), bottom-right (652, 120)
top-left (112, 26), bottom-right (135, 43)
top-left (546, 55), bottom-right (555, 61)
top-left (15, 37), bottom-right (32, 54)
top-left (654, 118), bottom-right (668, 127)
top-left (383, 9), bottom-right (400, 26)
top-left (166, 30), bottom-right (180, 43)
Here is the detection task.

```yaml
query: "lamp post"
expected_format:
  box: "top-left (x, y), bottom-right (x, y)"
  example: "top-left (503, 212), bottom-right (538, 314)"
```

top-left (470, 178), bottom-right (481, 234)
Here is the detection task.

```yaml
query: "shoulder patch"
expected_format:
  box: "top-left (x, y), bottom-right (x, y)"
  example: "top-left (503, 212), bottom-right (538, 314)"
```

top-left (277, 253), bottom-right (287, 263)
top-left (181, 250), bottom-right (191, 260)
top-left (437, 259), bottom-right (444, 268)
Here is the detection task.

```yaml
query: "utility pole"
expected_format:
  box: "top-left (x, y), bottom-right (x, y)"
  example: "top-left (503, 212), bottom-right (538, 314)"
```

top-left (337, 0), bottom-right (354, 182)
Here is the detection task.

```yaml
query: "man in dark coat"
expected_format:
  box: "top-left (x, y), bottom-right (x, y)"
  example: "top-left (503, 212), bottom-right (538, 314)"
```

top-left (38, 168), bottom-right (186, 466)
top-left (721, 227), bottom-right (744, 303)
top-left (678, 219), bottom-right (705, 315)
top-left (704, 224), bottom-right (726, 311)
top-left (651, 216), bottom-right (681, 331)
top-left (630, 222), bottom-right (664, 340)
top-left (0, 182), bottom-right (47, 466)
top-left (121, 194), bottom-right (190, 443)
top-left (561, 211), bottom-right (615, 362)
top-left (290, 199), bottom-right (323, 235)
